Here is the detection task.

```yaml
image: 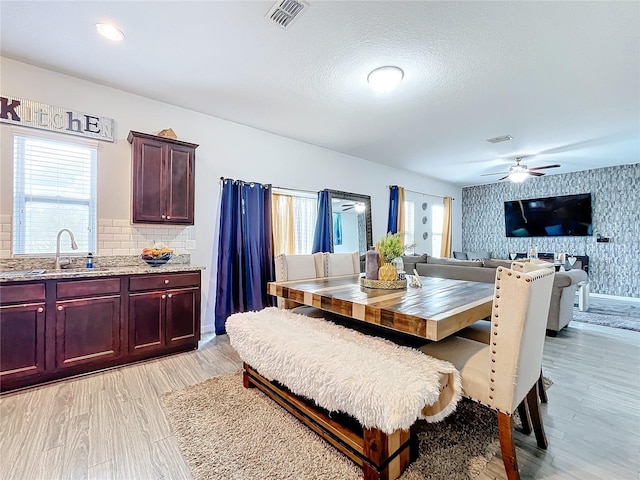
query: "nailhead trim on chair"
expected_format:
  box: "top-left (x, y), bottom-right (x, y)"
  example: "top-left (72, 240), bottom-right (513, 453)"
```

top-left (488, 269), bottom-right (503, 403)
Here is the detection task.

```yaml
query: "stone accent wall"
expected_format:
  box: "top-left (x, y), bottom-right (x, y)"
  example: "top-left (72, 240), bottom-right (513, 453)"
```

top-left (462, 163), bottom-right (639, 297)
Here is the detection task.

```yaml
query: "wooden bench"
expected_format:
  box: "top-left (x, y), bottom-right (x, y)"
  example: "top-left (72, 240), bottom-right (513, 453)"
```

top-left (227, 307), bottom-right (462, 480)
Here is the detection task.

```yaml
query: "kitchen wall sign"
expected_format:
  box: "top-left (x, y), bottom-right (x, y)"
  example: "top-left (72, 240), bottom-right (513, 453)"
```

top-left (0, 94), bottom-right (115, 142)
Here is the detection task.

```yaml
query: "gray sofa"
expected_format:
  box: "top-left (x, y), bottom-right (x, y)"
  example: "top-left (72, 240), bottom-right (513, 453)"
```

top-left (403, 254), bottom-right (588, 335)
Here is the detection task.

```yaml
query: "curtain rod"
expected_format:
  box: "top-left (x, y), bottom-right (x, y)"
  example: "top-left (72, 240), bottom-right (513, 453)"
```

top-left (390, 185), bottom-right (455, 200)
top-left (272, 185), bottom-right (320, 195)
top-left (219, 178), bottom-right (319, 195)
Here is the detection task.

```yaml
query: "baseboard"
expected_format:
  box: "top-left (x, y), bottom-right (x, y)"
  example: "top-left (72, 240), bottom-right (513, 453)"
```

top-left (201, 324), bottom-right (216, 334)
top-left (589, 293), bottom-right (640, 303)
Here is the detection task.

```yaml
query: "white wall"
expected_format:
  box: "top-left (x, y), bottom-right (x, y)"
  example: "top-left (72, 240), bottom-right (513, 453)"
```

top-left (0, 57), bottom-right (462, 332)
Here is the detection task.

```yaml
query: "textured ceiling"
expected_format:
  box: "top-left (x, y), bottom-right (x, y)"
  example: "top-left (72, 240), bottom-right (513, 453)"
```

top-left (1, 1), bottom-right (638, 186)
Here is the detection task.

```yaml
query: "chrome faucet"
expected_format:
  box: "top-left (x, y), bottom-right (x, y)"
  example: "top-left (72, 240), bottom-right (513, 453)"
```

top-left (55, 229), bottom-right (78, 270)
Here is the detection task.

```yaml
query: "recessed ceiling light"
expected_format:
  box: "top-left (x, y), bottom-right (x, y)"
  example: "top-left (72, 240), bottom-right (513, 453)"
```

top-left (367, 66), bottom-right (404, 93)
top-left (96, 23), bottom-right (125, 41)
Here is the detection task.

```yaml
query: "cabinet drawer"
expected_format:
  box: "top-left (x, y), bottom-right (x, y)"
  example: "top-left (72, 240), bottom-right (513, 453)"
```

top-left (0, 283), bottom-right (46, 304)
top-left (57, 277), bottom-right (121, 299)
top-left (129, 272), bottom-right (200, 292)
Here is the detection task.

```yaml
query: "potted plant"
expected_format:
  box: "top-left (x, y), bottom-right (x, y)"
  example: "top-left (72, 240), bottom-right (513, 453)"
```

top-left (376, 233), bottom-right (413, 281)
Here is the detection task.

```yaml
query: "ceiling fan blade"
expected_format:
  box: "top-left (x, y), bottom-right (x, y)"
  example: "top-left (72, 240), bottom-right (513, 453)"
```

top-left (480, 171), bottom-right (509, 176)
top-left (529, 164), bottom-right (561, 171)
top-left (529, 172), bottom-right (545, 176)
top-left (497, 175), bottom-right (510, 181)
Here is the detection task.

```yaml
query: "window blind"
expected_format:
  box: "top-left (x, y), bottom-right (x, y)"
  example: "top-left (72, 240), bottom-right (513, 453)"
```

top-left (13, 135), bottom-right (97, 255)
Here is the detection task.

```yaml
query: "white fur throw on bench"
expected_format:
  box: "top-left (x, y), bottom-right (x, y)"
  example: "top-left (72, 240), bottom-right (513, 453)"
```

top-left (226, 307), bottom-right (462, 434)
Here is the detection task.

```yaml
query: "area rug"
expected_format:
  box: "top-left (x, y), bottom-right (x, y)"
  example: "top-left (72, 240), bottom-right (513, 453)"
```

top-left (161, 373), bottom-right (502, 480)
top-left (572, 310), bottom-right (640, 332)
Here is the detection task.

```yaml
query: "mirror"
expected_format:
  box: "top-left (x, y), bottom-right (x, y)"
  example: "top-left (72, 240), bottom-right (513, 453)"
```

top-left (327, 189), bottom-right (372, 255)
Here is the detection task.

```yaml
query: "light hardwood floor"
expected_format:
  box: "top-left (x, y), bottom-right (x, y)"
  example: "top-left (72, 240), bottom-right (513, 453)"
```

top-left (1, 321), bottom-right (639, 480)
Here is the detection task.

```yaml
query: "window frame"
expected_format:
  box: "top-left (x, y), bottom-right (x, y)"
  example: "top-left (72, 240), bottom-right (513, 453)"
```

top-left (12, 130), bottom-right (98, 256)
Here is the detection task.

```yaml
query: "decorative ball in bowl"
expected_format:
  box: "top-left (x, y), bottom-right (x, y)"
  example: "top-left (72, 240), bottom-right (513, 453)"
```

top-left (141, 247), bottom-right (173, 267)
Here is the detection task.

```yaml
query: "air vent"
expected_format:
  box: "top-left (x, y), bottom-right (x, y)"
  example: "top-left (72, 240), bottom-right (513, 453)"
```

top-left (266, 0), bottom-right (309, 29)
top-left (486, 134), bottom-right (513, 144)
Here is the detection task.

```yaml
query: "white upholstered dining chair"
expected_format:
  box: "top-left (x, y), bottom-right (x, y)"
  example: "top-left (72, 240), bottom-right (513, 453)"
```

top-left (419, 265), bottom-right (555, 480)
top-left (323, 251), bottom-right (361, 276)
top-left (273, 253), bottom-right (324, 308)
top-left (456, 260), bottom-right (553, 406)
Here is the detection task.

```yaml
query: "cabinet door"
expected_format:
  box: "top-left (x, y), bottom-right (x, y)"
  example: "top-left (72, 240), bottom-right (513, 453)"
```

top-left (132, 137), bottom-right (165, 223)
top-left (129, 291), bottom-right (165, 354)
top-left (166, 287), bottom-right (199, 347)
top-left (0, 303), bottom-right (46, 381)
top-left (166, 144), bottom-right (194, 224)
top-left (56, 296), bottom-right (121, 369)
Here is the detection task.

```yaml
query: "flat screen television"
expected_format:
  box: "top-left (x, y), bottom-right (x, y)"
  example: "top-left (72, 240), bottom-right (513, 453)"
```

top-left (504, 193), bottom-right (593, 237)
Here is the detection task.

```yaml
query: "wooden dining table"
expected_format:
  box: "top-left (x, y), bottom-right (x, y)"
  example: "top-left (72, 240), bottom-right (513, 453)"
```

top-left (267, 274), bottom-right (494, 341)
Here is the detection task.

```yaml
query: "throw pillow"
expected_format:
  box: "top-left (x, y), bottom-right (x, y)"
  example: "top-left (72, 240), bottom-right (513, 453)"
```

top-left (453, 251), bottom-right (468, 260)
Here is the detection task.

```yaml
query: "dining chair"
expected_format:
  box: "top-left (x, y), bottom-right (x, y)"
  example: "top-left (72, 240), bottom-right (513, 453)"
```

top-left (323, 251), bottom-right (361, 276)
top-left (456, 261), bottom-right (552, 404)
top-left (274, 253), bottom-right (324, 308)
top-left (419, 265), bottom-right (555, 480)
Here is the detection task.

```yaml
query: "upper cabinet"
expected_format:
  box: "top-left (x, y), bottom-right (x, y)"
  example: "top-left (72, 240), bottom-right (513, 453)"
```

top-left (128, 131), bottom-right (199, 225)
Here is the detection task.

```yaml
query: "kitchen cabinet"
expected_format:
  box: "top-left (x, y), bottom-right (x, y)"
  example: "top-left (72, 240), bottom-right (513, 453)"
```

top-left (128, 272), bottom-right (200, 355)
top-left (55, 277), bottom-right (122, 369)
top-left (128, 130), bottom-right (198, 225)
top-left (0, 269), bottom-right (201, 393)
top-left (0, 283), bottom-right (46, 383)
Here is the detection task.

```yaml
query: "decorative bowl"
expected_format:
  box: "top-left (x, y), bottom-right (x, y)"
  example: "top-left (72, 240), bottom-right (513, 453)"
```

top-left (142, 252), bottom-right (172, 267)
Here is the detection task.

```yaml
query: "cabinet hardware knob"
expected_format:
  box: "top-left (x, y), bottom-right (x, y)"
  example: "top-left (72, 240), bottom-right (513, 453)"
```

top-left (37, 307), bottom-right (44, 313)
top-left (168, 293), bottom-right (173, 298)
top-left (161, 214), bottom-right (166, 219)
top-left (162, 294), bottom-right (166, 299)
top-left (164, 279), bottom-right (169, 284)
top-left (57, 306), bottom-right (63, 311)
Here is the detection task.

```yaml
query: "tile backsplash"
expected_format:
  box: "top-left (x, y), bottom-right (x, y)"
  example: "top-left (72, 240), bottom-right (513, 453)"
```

top-left (0, 217), bottom-right (195, 258)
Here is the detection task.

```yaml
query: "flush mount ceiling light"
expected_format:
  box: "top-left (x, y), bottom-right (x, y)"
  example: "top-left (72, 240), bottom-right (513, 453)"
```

top-left (367, 66), bottom-right (404, 93)
top-left (96, 23), bottom-right (125, 41)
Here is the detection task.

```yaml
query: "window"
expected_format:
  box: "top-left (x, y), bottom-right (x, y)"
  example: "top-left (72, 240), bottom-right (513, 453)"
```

top-left (272, 188), bottom-right (317, 255)
top-left (403, 200), bottom-right (415, 253)
top-left (431, 203), bottom-right (444, 256)
top-left (13, 134), bottom-right (97, 255)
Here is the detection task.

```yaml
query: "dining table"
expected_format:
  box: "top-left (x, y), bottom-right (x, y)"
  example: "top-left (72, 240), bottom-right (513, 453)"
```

top-left (267, 274), bottom-right (495, 342)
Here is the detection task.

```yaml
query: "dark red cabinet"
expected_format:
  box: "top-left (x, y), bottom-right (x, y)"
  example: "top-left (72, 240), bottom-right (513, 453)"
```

top-left (128, 131), bottom-right (198, 225)
top-left (0, 302), bottom-right (46, 382)
top-left (55, 296), bottom-right (121, 369)
top-left (0, 270), bottom-right (201, 393)
top-left (128, 272), bottom-right (200, 355)
top-left (129, 291), bottom-right (165, 354)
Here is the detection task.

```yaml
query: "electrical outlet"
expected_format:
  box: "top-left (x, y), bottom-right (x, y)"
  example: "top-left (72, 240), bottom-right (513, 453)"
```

top-left (185, 240), bottom-right (196, 250)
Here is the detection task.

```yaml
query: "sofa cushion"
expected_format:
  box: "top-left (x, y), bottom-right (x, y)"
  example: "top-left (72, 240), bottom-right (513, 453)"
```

top-left (427, 256), bottom-right (483, 268)
top-left (453, 251), bottom-right (468, 260)
top-left (483, 259), bottom-right (512, 269)
top-left (466, 251), bottom-right (491, 261)
top-left (402, 254), bottom-right (428, 273)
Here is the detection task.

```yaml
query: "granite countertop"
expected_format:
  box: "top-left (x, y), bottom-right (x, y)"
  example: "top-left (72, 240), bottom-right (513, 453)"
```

top-left (0, 263), bottom-right (206, 283)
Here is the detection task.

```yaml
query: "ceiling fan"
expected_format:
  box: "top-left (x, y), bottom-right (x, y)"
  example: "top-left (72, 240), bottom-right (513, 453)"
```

top-left (340, 202), bottom-right (366, 213)
top-left (481, 157), bottom-right (561, 183)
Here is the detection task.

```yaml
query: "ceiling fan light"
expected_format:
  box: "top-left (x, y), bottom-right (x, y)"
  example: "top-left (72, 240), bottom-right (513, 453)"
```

top-left (509, 171), bottom-right (529, 183)
top-left (367, 66), bottom-right (404, 93)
